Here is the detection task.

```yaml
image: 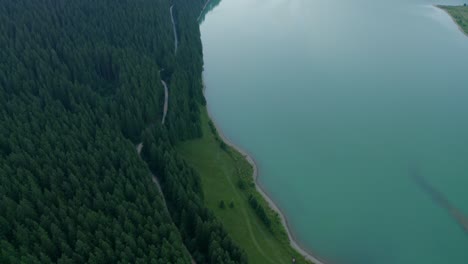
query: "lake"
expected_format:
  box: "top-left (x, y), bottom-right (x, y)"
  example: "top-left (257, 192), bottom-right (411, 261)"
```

top-left (200, 0), bottom-right (468, 263)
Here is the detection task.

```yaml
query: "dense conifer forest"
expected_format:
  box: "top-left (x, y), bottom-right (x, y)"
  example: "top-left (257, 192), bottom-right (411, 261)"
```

top-left (0, 0), bottom-right (246, 263)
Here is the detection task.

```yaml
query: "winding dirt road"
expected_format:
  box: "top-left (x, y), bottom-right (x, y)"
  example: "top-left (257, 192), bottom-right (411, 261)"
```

top-left (197, 0), bottom-right (211, 22)
top-left (136, 143), bottom-right (196, 263)
top-left (170, 5), bottom-right (178, 54)
top-left (161, 80), bottom-right (168, 125)
top-left (130, 5), bottom-right (197, 263)
top-left (137, 143), bottom-right (164, 198)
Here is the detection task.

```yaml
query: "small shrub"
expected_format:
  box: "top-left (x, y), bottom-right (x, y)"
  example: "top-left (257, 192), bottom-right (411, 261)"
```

top-left (208, 120), bottom-right (217, 134)
top-left (237, 180), bottom-right (246, 190)
top-left (219, 200), bottom-right (225, 209)
top-left (219, 140), bottom-right (227, 151)
top-left (248, 195), bottom-right (271, 228)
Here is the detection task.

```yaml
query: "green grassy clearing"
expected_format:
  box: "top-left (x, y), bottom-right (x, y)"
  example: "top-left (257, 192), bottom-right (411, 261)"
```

top-left (177, 107), bottom-right (312, 264)
top-left (439, 5), bottom-right (468, 35)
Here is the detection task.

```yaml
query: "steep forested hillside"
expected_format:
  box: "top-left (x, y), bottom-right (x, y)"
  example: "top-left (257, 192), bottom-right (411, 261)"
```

top-left (0, 0), bottom-right (246, 263)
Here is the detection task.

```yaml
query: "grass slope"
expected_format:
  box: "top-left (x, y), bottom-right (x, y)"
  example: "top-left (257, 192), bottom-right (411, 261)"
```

top-left (439, 5), bottom-right (468, 35)
top-left (177, 108), bottom-right (312, 264)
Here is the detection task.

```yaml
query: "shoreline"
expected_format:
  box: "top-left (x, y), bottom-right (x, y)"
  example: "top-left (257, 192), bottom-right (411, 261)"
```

top-left (435, 5), bottom-right (468, 37)
top-left (202, 80), bottom-right (326, 264)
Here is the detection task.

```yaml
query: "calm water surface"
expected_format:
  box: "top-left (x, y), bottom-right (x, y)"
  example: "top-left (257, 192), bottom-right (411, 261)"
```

top-left (201, 0), bottom-right (468, 263)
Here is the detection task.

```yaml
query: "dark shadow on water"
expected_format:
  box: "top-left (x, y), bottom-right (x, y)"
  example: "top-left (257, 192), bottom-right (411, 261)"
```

top-left (409, 166), bottom-right (468, 235)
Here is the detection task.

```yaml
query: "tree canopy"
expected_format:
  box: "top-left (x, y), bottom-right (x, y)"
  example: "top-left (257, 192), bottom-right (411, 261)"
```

top-left (0, 0), bottom-right (246, 263)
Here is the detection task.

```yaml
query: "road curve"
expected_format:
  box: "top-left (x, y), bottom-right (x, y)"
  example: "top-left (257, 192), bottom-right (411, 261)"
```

top-left (197, 0), bottom-right (211, 22)
top-left (170, 5), bottom-right (178, 54)
top-left (161, 80), bottom-right (168, 125)
top-left (136, 143), bottom-right (196, 263)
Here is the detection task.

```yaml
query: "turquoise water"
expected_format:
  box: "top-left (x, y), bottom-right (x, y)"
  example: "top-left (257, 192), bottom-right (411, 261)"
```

top-left (200, 0), bottom-right (468, 263)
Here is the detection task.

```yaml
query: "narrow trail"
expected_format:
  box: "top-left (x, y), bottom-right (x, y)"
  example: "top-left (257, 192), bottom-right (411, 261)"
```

top-left (170, 5), bottom-right (178, 54)
top-left (215, 150), bottom-right (278, 264)
top-left (410, 167), bottom-right (468, 234)
top-left (160, 4), bottom-right (177, 126)
top-left (161, 80), bottom-right (169, 125)
top-left (197, 0), bottom-right (211, 22)
top-left (137, 143), bottom-right (164, 195)
top-left (136, 143), bottom-right (196, 264)
top-left (128, 5), bottom-right (191, 262)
